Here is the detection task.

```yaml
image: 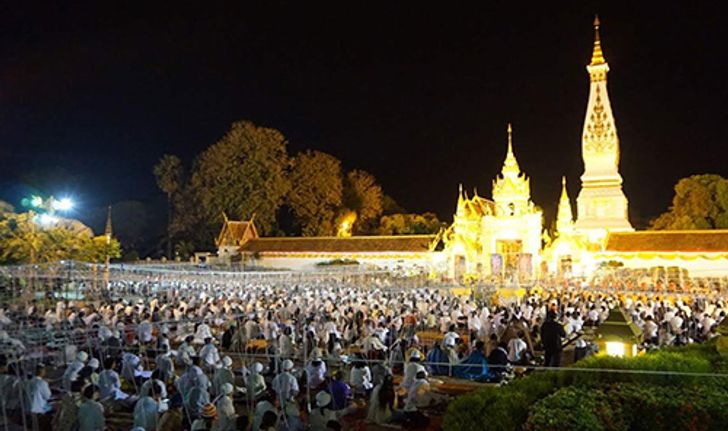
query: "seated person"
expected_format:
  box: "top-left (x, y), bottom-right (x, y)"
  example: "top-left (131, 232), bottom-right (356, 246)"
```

top-left (425, 342), bottom-right (450, 376)
top-left (452, 340), bottom-right (491, 382)
top-left (487, 340), bottom-right (509, 382)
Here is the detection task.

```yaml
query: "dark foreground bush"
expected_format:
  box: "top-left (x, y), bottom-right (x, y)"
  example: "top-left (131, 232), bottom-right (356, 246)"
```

top-left (525, 383), bottom-right (728, 431)
top-left (443, 340), bottom-right (727, 431)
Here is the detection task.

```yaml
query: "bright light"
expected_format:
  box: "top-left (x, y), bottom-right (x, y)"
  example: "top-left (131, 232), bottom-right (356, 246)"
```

top-left (53, 198), bottom-right (74, 211)
top-left (38, 214), bottom-right (58, 226)
top-left (605, 341), bottom-right (626, 357)
top-left (30, 196), bottom-right (43, 208)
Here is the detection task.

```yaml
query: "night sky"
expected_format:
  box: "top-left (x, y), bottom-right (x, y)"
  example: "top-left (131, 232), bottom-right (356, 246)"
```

top-left (1, 2), bottom-right (727, 232)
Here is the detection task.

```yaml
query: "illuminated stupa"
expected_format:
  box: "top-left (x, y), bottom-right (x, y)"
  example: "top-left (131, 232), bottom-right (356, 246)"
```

top-left (574, 16), bottom-right (633, 241)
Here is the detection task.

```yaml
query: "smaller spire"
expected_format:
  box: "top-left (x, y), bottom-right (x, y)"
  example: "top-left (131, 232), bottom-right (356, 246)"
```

top-left (556, 177), bottom-right (574, 235)
top-left (456, 183), bottom-right (465, 215)
top-left (104, 205), bottom-right (113, 241)
top-left (590, 15), bottom-right (606, 66)
top-left (501, 123), bottom-right (520, 176)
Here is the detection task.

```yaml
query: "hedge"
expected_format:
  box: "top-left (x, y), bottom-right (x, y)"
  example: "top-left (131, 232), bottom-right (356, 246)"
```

top-left (442, 340), bottom-right (728, 431)
top-left (525, 384), bottom-right (728, 431)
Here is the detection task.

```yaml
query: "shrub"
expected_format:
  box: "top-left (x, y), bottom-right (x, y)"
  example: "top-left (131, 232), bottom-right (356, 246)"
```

top-left (443, 341), bottom-right (726, 431)
top-left (525, 386), bottom-right (626, 431)
top-left (525, 384), bottom-right (728, 431)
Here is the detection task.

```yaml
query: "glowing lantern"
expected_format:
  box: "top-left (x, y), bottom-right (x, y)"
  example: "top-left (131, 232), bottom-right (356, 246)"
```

top-left (594, 307), bottom-right (642, 358)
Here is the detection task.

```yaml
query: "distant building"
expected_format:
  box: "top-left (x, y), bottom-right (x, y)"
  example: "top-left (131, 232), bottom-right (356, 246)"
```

top-left (444, 125), bottom-right (542, 280)
top-left (206, 18), bottom-right (728, 282)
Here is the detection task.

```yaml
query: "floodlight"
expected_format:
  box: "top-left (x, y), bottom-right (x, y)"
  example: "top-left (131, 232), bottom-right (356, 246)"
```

top-left (54, 198), bottom-right (74, 211)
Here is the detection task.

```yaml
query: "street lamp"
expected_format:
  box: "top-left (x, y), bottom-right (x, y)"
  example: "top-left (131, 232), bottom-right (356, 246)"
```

top-left (594, 307), bottom-right (642, 358)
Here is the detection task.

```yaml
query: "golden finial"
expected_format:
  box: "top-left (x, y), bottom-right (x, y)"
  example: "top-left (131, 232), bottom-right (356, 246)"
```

top-left (507, 122), bottom-right (513, 150)
top-left (501, 122), bottom-right (521, 176)
top-left (456, 183), bottom-right (465, 215)
top-left (590, 14), bottom-right (606, 66)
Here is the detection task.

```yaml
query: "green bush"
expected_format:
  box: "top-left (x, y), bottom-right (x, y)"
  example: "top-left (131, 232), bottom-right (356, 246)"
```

top-left (525, 386), bottom-right (627, 431)
top-left (525, 384), bottom-right (728, 431)
top-left (443, 340), bottom-right (727, 431)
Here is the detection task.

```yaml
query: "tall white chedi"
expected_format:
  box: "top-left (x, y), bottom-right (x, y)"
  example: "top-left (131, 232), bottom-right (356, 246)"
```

top-left (574, 16), bottom-right (633, 241)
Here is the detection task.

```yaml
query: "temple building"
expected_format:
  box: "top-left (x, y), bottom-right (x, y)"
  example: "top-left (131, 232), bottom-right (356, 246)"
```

top-left (202, 17), bottom-right (728, 281)
top-left (445, 125), bottom-right (542, 279)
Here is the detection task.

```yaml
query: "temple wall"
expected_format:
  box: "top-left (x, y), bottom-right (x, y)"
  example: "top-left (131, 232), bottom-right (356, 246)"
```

top-left (246, 252), bottom-right (433, 271)
top-left (598, 252), bottom-right (728, 277)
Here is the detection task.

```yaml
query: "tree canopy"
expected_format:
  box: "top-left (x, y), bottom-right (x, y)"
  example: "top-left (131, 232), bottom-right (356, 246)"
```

top-left (650, 174), bottom-right (728, 230)
top-left (189, 120), bottom-right (291, 235)
top-left (153, 154), bottom-right (184, 197)
top-left (153, 119), bottom-right (426, 253)
top-left (154, 154), bottom-right (184, 259)
top-left (288, 150), bottom-right (343, 236)
top-left (343, 169), bottom-right (383, 234)
top-left (0, 211), bottom-right (121, 264)
top-left (378, 212), bottom-right (444, 235)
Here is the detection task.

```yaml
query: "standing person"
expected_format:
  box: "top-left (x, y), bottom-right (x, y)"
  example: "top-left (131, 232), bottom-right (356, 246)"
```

top-left (134, 380), bottom-right (163, 430)
top-left (214, 383), bottom-right (237, 431)
top-left (540, 311), bottom-right (566, 367)
top-left (199, 337), bottom-right (221, 371)
top-left (63, 351), bottom-right (88, 391)
top-left (246, 362), bottom-right (267, 400)
top-left (213, 356), bottom-right (235, 396)
top-left (77, 385), bottom-right (105, 431)
top-left (271, 360), bottom-right (299, 407)
top-left (26, 364), bottom-right (52, 415)
top-left (306, 357), bottom-right (327, 390)
top-left (155, 344), bottom-right (176, 383)
top-left (327, 370), bottom-right (352, 411)
top-left (366, 374), bottom-right (397, 425)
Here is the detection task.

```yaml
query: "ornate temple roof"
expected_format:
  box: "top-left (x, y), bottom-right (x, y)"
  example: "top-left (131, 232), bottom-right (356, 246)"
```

top-left (239, 235), bottom-right (435, 254)
top-left (216, 216), bottom-right (259, 248)
top-left (605, 230), bottom-right (728, 253)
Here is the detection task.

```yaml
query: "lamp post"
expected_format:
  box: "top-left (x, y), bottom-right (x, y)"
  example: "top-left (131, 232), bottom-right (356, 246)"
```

top-left (23, 195), bottom-right (75, 296)
top-left (594, 307), bottom-right (643, 358)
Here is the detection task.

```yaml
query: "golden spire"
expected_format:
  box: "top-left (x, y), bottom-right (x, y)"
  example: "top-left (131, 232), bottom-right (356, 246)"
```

top-left (501, 122), bottom-right (520, 176)
top-left (456, 183), bottom-right (465, 215)
top-left (590, 15), bottom-right (606, 66)
top-left (556, 176), bottom-right (574, 235)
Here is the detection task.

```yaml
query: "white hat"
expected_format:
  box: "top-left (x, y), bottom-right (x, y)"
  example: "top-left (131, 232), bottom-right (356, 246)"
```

top-left (77, 351), bottom-right (89, 362)
top-left (282, 359), bottom-right (294, 371)
top-left (88, 358), bottom-right (100, 369)
top-left (252, 362), bottom-right (264, 373)
top-left (220, 382), bottom-right (234, 395)
top-left (410, 350), bottom-right (421, 360)
top-left (315, 391), bottom-right (332, 407)
top-left (222, 356), bottom-right (233, 368)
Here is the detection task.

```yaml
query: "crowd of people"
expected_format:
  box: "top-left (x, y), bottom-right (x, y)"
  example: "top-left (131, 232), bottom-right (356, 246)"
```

top-left (0, 271), bottom-right (725, 430)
